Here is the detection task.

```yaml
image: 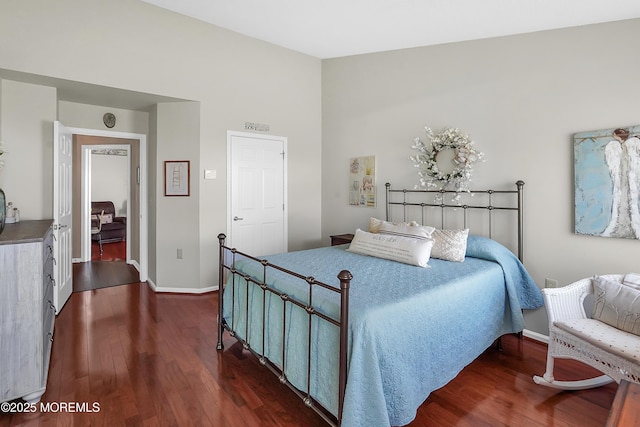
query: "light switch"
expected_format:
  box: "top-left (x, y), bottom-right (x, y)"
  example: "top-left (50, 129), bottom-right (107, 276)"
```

top-left (204, 169), bottom-right (216, 179)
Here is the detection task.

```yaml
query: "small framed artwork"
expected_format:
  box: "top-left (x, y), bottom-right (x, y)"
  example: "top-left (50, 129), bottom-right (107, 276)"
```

top-left (349, 155), bottom-right (376, 207)
top-left (164, 160), bottom-right (190, 197)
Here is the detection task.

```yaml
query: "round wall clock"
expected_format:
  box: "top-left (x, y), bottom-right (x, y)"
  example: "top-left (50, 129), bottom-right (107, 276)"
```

top-left (103, 112), bottom-right (116, 128)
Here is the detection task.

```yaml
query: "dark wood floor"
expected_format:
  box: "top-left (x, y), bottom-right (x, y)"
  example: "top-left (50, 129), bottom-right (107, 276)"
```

top-left (91, 240), bottom-right (127, 262)
top-left (1, 283), bottom-right (617, 426)
top-left (73, 242), bottom-right (139, 292)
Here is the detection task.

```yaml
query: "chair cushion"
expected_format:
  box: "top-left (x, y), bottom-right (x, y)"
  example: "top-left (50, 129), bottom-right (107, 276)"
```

top-left (554, 319), bottom-right (640, 364)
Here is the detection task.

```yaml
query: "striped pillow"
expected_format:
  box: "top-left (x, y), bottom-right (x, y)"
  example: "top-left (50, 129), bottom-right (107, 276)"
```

top-left (377, 222), bottom-right (435, 240)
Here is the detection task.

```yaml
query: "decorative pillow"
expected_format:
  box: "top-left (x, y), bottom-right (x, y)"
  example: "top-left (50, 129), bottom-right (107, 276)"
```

top-left (347, 229), bottom-right (434, 267)
top-left (369, 217), bottom-right (412, 234)
top-left (378, 221), bottom-right (435, 240)
top-left (592, 275), bottom-right (640, 337)
top-left (100, 213), bottom-right (113, 224)
top-left (623, 273), bottom-right (640, 290)
top-left (430, 228), bottom-right (469, 262)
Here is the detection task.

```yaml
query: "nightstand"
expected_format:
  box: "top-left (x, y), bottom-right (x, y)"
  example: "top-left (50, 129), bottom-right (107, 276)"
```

top-left (330, 233), bottom-right (354, 246)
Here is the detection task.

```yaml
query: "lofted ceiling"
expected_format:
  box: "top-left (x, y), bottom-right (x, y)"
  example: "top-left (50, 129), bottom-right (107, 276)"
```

top-left (140, 0), bottom-right (640, 58)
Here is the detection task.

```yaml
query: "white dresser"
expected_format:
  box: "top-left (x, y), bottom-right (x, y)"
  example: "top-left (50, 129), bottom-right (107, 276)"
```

top-left (0, 220), bottom-right (55, 403)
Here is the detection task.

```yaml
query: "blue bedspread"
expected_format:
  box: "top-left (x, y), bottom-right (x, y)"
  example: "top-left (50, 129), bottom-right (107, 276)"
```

top-left (222, 235), bottom-right (542, 427)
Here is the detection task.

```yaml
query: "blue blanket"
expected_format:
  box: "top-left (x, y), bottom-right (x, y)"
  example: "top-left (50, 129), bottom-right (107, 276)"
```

top-left (222, 235), bottom-right (543, 426)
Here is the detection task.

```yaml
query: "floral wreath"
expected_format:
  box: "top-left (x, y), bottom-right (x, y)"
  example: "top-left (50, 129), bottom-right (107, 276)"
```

top-left (410, 126), bottom-right (483, 192)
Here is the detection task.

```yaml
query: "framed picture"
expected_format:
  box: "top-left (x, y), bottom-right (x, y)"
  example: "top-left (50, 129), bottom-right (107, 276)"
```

top-left (574, 125), bottom-right (640, 239)
top-left (349, 155), bottom-right (376, 207)
top-left (164, 160), bottom-right (190, 197)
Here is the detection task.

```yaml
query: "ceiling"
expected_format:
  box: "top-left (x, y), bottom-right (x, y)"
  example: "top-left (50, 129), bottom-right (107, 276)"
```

top-left (140, 0), bottom-right (640, 58)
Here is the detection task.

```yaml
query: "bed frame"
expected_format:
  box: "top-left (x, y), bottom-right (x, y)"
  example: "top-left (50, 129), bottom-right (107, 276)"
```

top-left (217, 180), bottom-right (525, 426)
top-left (386, 181), bottom-right (525, 262)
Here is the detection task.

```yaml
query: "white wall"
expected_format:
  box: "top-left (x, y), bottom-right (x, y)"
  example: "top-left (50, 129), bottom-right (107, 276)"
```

top-left (154, 101), bottom-right (200, 290)
top-left (59, 102), bottom-right (149, 135)
top-left (322, 19), bottom-right (640, 335)
top-left (0, 80), bottom-right (57, 220)
top-left (91, 153), bottom-right (128, 216)
top-left (0, 0), bottom-right (322, 291)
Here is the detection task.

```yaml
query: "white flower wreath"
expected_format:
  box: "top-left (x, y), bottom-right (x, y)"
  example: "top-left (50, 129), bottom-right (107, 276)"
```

top-left (410, 126), bottom-right (484, 192)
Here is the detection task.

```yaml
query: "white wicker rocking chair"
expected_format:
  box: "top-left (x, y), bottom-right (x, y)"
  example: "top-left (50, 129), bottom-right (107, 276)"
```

top-left (533, 274), bottom-right (640, 390)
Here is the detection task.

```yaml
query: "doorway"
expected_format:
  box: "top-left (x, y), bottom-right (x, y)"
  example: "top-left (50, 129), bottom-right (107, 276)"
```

top-left (84, 144), bottom-right (130, 263)
top-left (65, 127), bottom-right (148, 292)
top-left (87, 145), bottom-right (131, 262)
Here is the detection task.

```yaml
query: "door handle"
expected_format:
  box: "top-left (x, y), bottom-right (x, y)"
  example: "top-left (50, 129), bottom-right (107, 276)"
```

top-left (233, 216), bottom-right (244, 221)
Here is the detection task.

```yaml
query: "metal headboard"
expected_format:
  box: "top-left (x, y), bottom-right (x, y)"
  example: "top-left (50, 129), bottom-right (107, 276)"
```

top-left (385, 181), bottom-right (525, 261)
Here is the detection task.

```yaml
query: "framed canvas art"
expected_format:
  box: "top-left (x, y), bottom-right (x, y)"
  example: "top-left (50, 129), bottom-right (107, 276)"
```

top-left (574, 125), bottom-right (640, 239)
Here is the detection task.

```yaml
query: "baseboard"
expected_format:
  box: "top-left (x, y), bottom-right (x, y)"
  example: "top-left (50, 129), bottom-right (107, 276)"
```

top-left (145, 279), bottom-right (218, 294)
top-left (523, 329), bottom-right (549, 344)
top-left (128, 259), bottom-right (141, 272)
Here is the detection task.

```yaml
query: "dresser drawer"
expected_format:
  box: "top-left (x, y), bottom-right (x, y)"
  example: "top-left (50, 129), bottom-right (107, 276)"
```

top-left (43, 233), bottom-right (54, 266)
top-left (42, 280), bottom-right (54, 325)
top-left (43, 302), bottom-right (55, 353)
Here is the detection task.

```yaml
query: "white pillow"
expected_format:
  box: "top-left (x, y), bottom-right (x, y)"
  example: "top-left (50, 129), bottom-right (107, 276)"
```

top-left (369, 217), bottom-right (412, 233)
top-left (347, 229), bottom-right (434, 267)
top-left (378, 221), bottom-right (435, 240)
top-left (623, 273), bottom-right (640, 290)
top-left (430, 228), bottom-right (469, 262)
top-left (592, 275), bottom-right (640, 337)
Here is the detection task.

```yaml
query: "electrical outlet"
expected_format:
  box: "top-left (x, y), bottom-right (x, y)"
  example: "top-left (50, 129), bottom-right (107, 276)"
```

top-left (177, 248), bottom-right (183, 259)
top-left (545, 278), bottom-right (558, 288)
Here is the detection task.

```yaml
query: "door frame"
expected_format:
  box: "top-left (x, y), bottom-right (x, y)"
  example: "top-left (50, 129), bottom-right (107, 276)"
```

top-left (226, 130), bottom-right (288, 251)
top-left (68, 127), bottom-right (148, 282)
top-left (81, 144), bottom-right (131, 262)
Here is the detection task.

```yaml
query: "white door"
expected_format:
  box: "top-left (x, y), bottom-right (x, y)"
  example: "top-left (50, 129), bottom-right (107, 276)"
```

top-left (53, 121), bottom-right (73, 313)
top-left (228, 131), bottom-right (287, 256)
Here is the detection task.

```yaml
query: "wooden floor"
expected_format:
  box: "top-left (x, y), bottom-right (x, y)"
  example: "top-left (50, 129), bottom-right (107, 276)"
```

top-left (91, 240), bottom-right (127, 262)
top-left (73, 262), bottom-right (139, 292)
top-left (73, 242), bottom-right (139, 293)
top-left (1, 283), bottom-right (617, 427)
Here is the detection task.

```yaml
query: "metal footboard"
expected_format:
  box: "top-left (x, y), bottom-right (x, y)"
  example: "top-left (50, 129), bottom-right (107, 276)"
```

top-left (216, 233), bottom-right (351, 426)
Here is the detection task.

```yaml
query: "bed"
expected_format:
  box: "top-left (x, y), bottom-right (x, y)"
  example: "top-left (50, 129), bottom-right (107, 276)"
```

top-left (216, 181), bottom-right (544, 427)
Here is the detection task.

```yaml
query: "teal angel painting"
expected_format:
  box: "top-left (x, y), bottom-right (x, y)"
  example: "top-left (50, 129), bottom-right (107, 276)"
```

top-left (574, 125), bottom-right (640, 239)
